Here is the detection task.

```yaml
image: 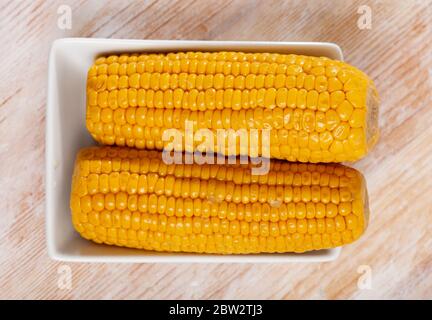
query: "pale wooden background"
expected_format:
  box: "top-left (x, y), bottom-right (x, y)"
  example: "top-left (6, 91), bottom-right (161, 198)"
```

top-left (0, 0), bottom-right (431, 299)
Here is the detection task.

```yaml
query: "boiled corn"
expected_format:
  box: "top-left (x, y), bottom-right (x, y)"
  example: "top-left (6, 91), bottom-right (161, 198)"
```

top-left (70, 146), bottom-right (369, 254)
top-left (86, 51), bottom-right (379, 162)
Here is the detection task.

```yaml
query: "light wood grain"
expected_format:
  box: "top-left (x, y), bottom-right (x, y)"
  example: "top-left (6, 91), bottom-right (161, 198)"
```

top-left (0, 0), bottom-right (431, 299)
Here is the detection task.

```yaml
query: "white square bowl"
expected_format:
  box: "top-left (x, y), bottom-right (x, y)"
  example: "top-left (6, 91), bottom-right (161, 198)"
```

top-left (46, 38), bottom-right (343, 263)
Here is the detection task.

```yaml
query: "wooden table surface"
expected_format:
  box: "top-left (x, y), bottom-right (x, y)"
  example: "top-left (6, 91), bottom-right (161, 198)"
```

top-left (0, 0), bottom-right (431, 299)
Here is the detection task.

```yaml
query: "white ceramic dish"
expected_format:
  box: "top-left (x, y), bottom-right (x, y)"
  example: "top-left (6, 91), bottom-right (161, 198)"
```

top-left (46, 38), bottom-right (343, 263)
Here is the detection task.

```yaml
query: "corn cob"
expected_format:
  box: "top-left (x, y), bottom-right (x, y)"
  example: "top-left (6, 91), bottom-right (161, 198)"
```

top-left (86, 51), bottom-right (379, 162)
top-left (70, 146), bottom-right (369, 254)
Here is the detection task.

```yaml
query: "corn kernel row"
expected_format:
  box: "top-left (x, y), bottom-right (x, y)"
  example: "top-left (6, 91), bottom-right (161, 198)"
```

top-left (78, 170), bottom-right (355, 191)
top-left (94, 51), bottom-right (338, 64)
top-left (87, 106), bottom-right (364, 136)
top-left (79, 165), bottom-right (353, 185)
top-left (76, 194), bottom-right (359, 220)
top-left (80, 231), bottom-right (357, 254)
top-left (75, 224), bottom-right (359, 254)
top-left (75, 173), bottom-right (354, 200)
top-left (87, 87), bottom-right (361, 112)
top-left (74, 211), bottom-right (361, 236)
top-left (89, 72), bottom-right (350, 93)
top-left (89, 53), bottom-right (354, 78)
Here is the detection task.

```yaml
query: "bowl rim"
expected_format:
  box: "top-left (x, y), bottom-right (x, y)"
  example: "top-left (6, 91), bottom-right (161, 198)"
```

top-left (46, 38), bottom-right (344, 263)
